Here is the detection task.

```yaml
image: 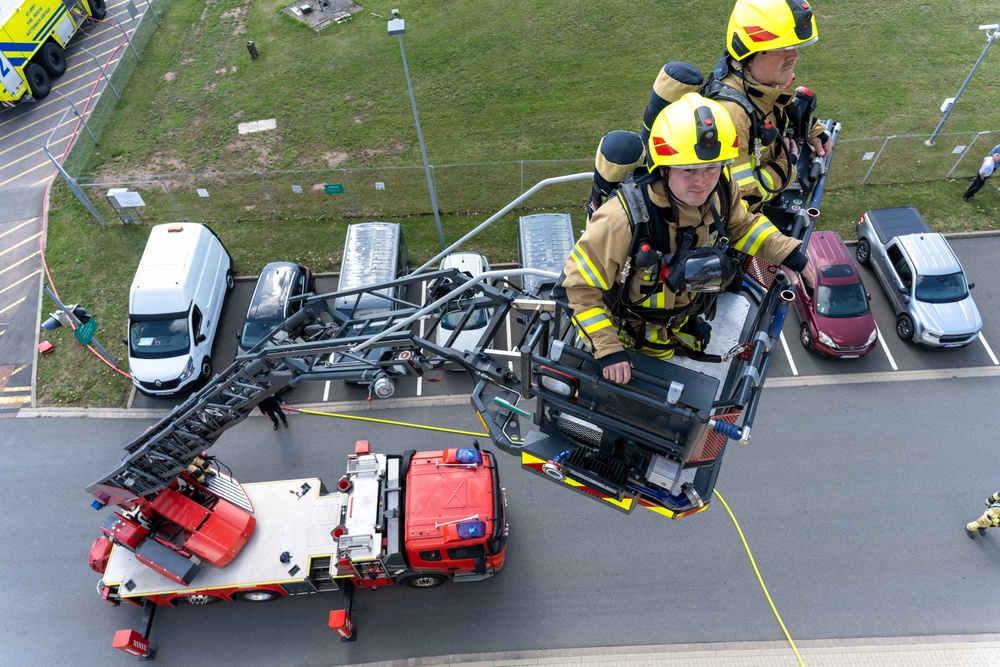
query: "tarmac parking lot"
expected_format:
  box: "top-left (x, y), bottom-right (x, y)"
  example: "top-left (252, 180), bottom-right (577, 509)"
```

top-left (129, 232), bottom-right (1000, 412)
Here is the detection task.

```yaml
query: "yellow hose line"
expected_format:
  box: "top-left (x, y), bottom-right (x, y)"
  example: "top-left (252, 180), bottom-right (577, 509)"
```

top-left (289, 406), bottom-right (489, 438)
top-left (713, 489), bottom-right (806, 667)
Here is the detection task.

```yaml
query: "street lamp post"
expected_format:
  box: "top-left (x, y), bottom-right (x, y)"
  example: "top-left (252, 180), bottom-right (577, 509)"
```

top-left (925, 23), bottom-right (999, 147)
top-left (388, 10), bottom-right (445, 251)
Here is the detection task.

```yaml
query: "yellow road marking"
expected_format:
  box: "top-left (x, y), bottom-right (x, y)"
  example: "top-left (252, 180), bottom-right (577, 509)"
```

top-left (0, 270), bottom-right (40, 295)
top-left (0, 296), bottom-right (27, 316)
top-left (0, 218), bottom-right (38, 241)
top-left (0, 395), bottom-right (30, 405)
top-left (0, 252), bottom-right (40, 278)
top-left (0, 232), bottom-right (42, 258)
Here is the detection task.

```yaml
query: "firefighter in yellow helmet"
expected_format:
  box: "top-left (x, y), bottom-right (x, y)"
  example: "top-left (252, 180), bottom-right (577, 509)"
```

top-left (715, 0), bottom-right (832, 210)
top-left (967, 491), bottom-right (1000, 538)
top-left (559, 94), bottom-right (815, 385)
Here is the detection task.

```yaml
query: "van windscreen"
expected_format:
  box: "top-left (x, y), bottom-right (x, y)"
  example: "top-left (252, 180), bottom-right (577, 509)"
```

top-left (130, 315), bottom-right (190, 359)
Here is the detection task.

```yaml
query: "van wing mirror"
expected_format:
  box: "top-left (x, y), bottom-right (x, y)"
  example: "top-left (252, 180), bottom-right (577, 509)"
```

top-left (969, 282), bottom-right (975, 290)
top-left (196, 334), bottom-right (207, 344)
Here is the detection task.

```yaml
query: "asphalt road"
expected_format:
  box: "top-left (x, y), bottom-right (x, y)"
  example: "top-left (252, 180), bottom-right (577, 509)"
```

top-left (2, 374), bottom-right (999, 666)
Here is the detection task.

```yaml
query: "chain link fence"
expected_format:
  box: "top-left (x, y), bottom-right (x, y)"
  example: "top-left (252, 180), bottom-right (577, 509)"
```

top-left (76, 129), bottom-right (1000, 227)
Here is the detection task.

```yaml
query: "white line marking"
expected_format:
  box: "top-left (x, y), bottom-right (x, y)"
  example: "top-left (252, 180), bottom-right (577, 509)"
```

top-left (978, 332), bottom-right (999, 366)
top-left (779, 330), bottom-right (798, 376)
top-left (875, 324), bottom-right (898, 371)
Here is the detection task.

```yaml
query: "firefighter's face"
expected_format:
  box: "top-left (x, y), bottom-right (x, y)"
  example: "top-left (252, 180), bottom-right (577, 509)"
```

top-left (666, 165), bottom-right (722, 206)
top-left (746, 48), bottom-right (799, 87)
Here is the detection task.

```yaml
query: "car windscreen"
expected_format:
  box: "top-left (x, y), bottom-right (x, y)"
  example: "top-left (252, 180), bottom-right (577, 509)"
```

top-left (441, 307), bottom-right (490, 331)
top-left (240, 320), bottom-right (282, 350)
top-left (130, 315), bottom-right (189, 359)
top-left (815, 283), bottom-right (869, 318)
top-left (915, 271), bottom-right (969, 304)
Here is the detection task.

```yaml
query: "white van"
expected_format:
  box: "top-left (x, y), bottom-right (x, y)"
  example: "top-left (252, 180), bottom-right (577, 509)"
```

top-left (126, 223), bottom-right (234, 396)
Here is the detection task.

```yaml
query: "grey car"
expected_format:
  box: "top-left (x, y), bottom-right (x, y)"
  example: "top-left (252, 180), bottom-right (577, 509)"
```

top-left (238, 261), bottom-right (315, 353)
top-left (856, 207), bottom-right (982, 348)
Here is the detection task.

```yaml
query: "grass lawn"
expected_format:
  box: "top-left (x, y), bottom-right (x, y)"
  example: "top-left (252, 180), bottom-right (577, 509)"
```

top-left (37, 0), bottom-right (1000, 407)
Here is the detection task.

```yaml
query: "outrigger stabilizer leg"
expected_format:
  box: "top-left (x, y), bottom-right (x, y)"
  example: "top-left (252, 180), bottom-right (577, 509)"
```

top-left (111, 598), bottom-right (157, 660)
top-left (329, 584), bottom-right (357, 642)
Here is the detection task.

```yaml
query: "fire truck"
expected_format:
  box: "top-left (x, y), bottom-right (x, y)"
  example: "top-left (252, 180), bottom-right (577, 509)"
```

top-left (0, 0), bottom-right (106, 105)
top-left (86, 118), bottom-right (836, 656)
top-left (89, 432), bottom-right (507, 658)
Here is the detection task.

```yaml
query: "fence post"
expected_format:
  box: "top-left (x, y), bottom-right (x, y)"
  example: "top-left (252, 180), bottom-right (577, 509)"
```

top-left (861, 136), bottom-right (895, 185)
top-left (157, 175), bottom-right (184, 221)
top-left (259, 171), bottom-right (279, 219)
top-left (343, 169), bottom-right (357, 216)
top-left (947, 131), bottom-right (988, 179)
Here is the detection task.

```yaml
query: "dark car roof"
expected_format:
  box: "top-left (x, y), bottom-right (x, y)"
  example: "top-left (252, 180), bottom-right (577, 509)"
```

top-left (246, 262), bottom-right (301, 320)
top-left (808, 232), bottom-right (862, 286)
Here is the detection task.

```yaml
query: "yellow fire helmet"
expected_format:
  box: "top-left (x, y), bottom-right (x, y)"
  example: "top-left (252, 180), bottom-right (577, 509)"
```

top-left (646, 93), bottom-right (739, 171)
top-left (726, 0), bottom-right (819, 62)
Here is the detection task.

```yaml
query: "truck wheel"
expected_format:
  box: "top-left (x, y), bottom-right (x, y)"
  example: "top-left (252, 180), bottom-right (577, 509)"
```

top-left (39, 42), bottom-right (67, 77)
top-left (856, 239), bottom-right (871, 266)
top-left (234, 590), bottom-right (280, 602)
top-left (88, 0), bottom-right (107, 20)
top-left (225, 269), bottom-right (235, 293)
top-left (799, 323), bottom-right (813, 349)
top-left (895, 314), bottom-right (915, 341)
top-left (398, 573), bottom-right (448, 589)
top-left (24, 63), bottom-right (51, 100)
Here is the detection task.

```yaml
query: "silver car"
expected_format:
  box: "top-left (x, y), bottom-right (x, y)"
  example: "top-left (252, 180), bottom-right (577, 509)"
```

top-left (856, 207), bottom-right (982, 348)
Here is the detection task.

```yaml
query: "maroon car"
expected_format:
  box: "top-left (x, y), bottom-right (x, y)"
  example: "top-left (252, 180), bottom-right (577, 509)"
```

top-left (793, 231), bottom-right (878, 358)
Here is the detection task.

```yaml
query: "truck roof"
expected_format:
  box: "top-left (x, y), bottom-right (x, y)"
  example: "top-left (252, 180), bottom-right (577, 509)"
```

top-left (519, 213), bottom-right (575, 294)
top-left (337, 222), bottom-right (401, 292)
top-left (895, 232), bottom-right (963, 276)
top-left (404, 449), bottom-right (499, 546)
top-left (863, 207), bottom-right (931, 244)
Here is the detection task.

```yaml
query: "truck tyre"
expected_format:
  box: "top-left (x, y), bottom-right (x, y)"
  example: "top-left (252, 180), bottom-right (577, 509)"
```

top-left (39, 42), bottom-right (67, 77)
top-left (24, 63), bottom-right (51, 100)
top-left (234, 590), bottom-right (280, 602)
top-left (856, 239), bottom-right (871, 266)
top-left (88, 0), bottom-right (107, 20)
top-left (799, 323), bottom-right (813, 349)
top-left (398, 573), bottom-right (448, 589)
top-left (895, 314), bottom-right (915, 341)
top-left (225, 269), bottom-right (235, 293)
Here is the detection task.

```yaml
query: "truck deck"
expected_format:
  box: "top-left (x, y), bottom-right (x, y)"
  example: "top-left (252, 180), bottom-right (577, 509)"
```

top-left (103, 478), bottom-right (342, 598)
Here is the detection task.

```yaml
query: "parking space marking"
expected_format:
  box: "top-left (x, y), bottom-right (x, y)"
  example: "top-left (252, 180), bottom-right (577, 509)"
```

top-left (417, 278), bottom-right (426, 396)
top-left (323, 380), bottom-right (330, 402)
top-left (875, 324), bottom-right (898, 371)
top-left (778, 331), bottom-right (799, 376)
top-left (978, 333), bottom-right (999, 365)
top-left (767, 364), bottom-right (1000, 388)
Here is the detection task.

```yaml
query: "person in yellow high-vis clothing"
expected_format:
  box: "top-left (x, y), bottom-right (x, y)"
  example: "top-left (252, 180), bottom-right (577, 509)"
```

top-left (558, 94), bottom-right (815, 385)
top-left (967, 491), bottom-right (1000, 538)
